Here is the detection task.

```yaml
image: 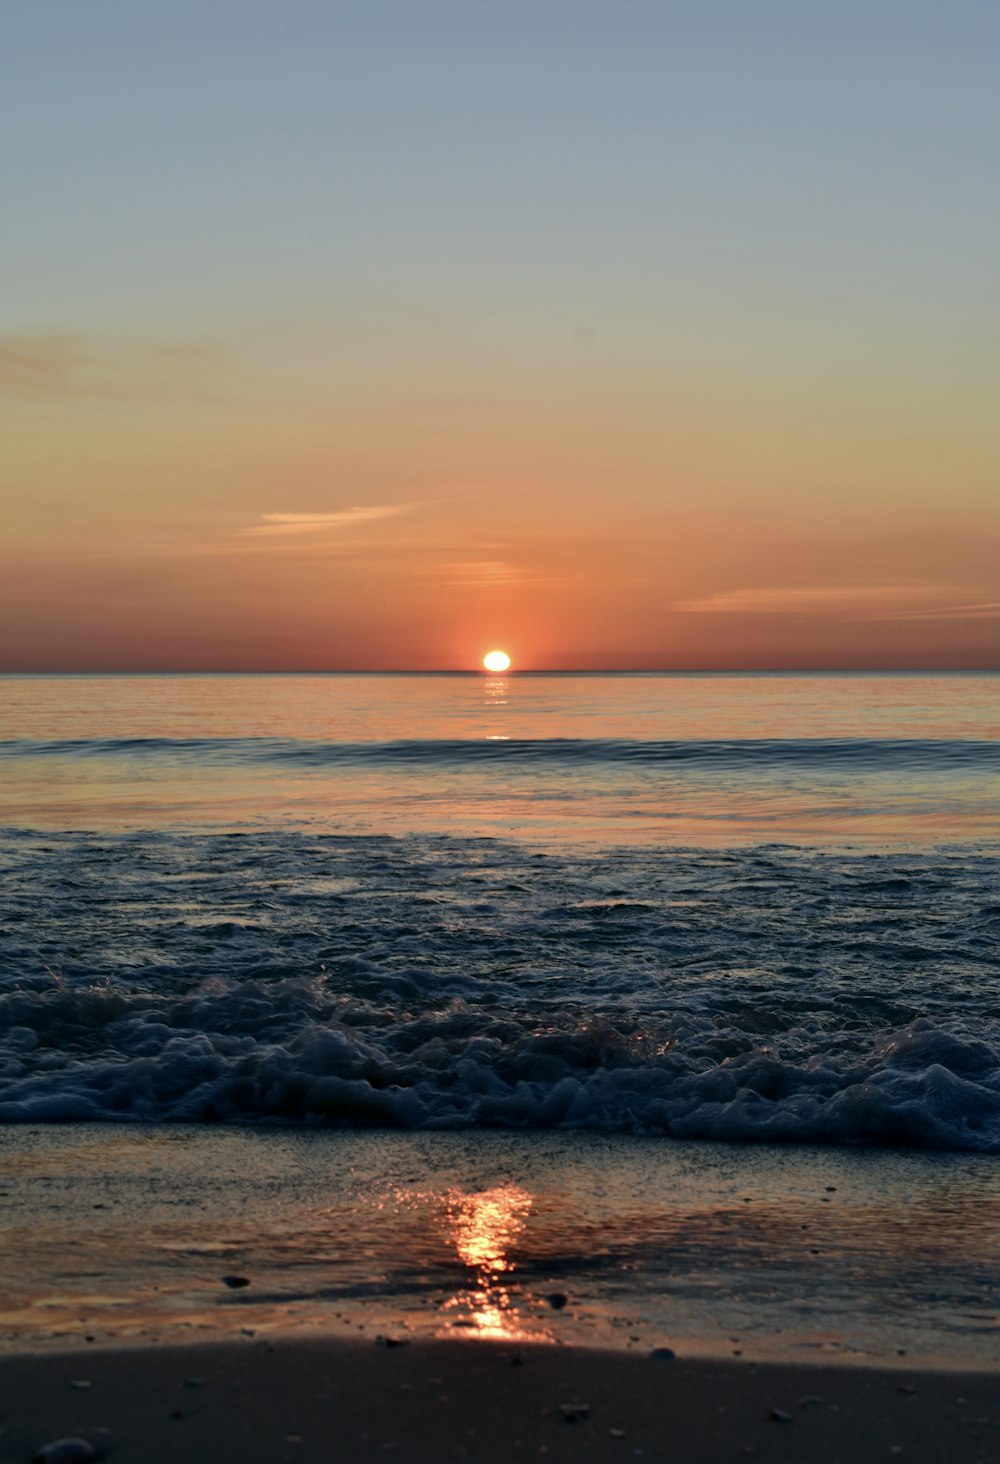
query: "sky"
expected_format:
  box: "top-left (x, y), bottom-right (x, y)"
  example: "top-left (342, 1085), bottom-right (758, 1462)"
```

top-left (1, 0), bottom-right (998, 671)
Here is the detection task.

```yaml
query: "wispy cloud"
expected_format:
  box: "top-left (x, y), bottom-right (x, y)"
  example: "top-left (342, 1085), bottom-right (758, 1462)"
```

top-left (241, 506), bottom-right (414, 538)
top-left (424, 558), bottom-right (576, 588)
top-left (862, 600), bottom-right (1000, 622)
top-left (0, 331), bottom-right (224, 400)
top-left (439, 559), bottom-right (524, 586)
top-left (674, 585), bottom-right (978, 616)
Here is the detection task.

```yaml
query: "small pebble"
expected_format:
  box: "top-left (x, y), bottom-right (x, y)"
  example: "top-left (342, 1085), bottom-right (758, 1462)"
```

top-left (34, 1443), bottom-right (97, 1464)
top-left (649, 1347), bottom-right (676, 1361)
top-left (547, 1292), bottom-right (568, 1310)
top-left (221, 1275), bottom-right (250, 1289)
top-left (769, 1408), bottom-right (791, 1423)
top-left (69, 1380), bottom-right (92, 1390)
top-left (375, 1335), bottom-right (409, 1348)
top-left (559, 1402), bottom-right (590, 1423)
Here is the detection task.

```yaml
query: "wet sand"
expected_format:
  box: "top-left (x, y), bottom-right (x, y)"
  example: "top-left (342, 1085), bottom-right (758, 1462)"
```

top-left (4, 1127), bottom-right (1000, 1369)
top-left (3, 1335), bottom-right (999, 1464)
top-left (4, 1127), bottom-right (1000, 1461)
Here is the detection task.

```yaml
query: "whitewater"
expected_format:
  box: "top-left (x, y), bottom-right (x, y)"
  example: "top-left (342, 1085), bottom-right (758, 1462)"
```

top-left (1, 672), bottom-right (997, 1150)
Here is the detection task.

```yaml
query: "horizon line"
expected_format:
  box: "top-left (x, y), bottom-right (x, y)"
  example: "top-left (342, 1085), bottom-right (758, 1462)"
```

top-left (1, 667), bottom-right (997, 677)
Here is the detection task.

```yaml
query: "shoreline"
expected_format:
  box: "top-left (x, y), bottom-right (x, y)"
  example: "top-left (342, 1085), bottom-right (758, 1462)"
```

top-left (4, 1127), bottom-right (1000, 1372)
top-left (2, 1335), bottom-right (998, 1464)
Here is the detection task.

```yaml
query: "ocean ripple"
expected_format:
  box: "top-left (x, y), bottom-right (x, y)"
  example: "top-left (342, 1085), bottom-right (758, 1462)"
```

top-left (1, 829), bottom-right (999, 1150)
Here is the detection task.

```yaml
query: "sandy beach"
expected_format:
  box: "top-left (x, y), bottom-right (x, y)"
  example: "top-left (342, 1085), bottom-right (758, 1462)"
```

top-left (2, 1127), bottom-right (1000, 1461)
top-left (3, 1335), bottom-right (1000, 1464)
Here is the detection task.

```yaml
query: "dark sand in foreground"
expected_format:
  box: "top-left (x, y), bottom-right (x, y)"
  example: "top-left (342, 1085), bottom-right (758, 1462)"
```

top-left (2, 1337), bottom-right (999, 1464)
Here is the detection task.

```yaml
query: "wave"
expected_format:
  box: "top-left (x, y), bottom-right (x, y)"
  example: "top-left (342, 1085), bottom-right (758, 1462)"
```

top-left (1, 828), bottom-right (999, 1150)
top-left (3, 981), bottom-right (1000, 1151)
top-left (1, 735), bottom-right (996, 771)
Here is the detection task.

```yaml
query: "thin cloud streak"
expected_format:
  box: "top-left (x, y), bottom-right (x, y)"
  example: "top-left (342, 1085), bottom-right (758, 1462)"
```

top-left (440, 559), bottom-right (523, 587)
top-left (416, 558), bottom-right (581, 588)
top-left (241, 506), bottom-right (415, 538)
top-left (674, 585), bottom-right (974, 616)
top-left (0, 331), bottom-right (224, 400)
top-left (861, 601), bottom-right (1000, 622)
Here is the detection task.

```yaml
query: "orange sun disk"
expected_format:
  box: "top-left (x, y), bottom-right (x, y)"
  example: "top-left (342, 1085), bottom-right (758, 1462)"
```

top-left (483, 650), bottom-right (511, 673)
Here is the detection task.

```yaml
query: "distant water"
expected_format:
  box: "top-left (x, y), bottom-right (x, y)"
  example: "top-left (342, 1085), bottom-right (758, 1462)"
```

top-left (1, 673), bottom-right (998, 1149)
top-left (1, 671), bottom-right (997, 842)
top-left (3, 732), bottom-right (994, 769)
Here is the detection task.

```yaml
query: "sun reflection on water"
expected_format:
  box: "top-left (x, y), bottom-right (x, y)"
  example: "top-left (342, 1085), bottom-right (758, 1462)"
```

top-left (440, 1184), bottom-right (544, 1341)
top-left (483, 674), bottom-right (509, 709)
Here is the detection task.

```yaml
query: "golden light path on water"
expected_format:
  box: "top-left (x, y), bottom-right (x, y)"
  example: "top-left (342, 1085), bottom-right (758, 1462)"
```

top-left (439, 1184), bottom-right (538, 1341)
top-left (1, 672), bottom-right (994, 846)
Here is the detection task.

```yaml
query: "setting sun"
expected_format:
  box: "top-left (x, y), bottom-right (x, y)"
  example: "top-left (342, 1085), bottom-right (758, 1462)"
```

top-left (482, 650), bottom-right (511, 673)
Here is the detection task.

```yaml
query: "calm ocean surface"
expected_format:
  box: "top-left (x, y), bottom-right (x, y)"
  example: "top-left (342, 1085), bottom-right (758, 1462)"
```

top-left (1, 673), bottom-right (998, 1149)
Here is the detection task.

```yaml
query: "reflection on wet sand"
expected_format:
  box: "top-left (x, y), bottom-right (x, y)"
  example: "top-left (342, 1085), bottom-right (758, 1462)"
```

top-left (6, 1129), bottom-right (1000, 1366)
top-left (438, 1185), bottom-right (551, 1341)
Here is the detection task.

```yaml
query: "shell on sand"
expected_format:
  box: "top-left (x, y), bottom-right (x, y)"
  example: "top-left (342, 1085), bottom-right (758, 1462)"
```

top-left (33, 1440), bottom-right (98, 1463)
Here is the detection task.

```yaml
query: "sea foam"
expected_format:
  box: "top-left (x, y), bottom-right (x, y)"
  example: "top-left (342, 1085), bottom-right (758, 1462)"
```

top-left (1, 830), bottom-right (998, 1149)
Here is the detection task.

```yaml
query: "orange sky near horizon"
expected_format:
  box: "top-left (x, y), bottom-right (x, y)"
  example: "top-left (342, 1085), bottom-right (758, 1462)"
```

top-left (2, 347), bottom-right (997, 671)
top-left (1, 3), bottom-right (997, 672)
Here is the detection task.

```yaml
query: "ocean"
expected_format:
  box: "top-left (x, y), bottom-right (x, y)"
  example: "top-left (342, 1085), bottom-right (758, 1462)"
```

top-left (3, 671), bottom-right (1000, 1363)
top-left (1, 671), bottom-right (997, 1148)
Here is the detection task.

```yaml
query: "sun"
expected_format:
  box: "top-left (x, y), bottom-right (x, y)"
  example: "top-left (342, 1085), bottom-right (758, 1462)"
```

top-left (482, 649), bottom-right (511, 673)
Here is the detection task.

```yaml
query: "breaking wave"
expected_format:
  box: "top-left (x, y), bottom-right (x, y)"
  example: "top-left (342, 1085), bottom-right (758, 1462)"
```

top-left (2, 828), bottom-right (999, 1150)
